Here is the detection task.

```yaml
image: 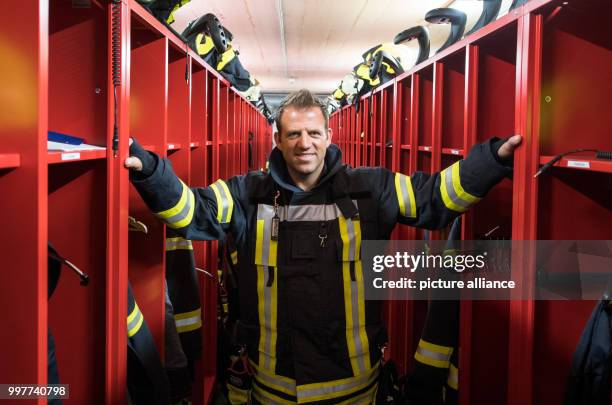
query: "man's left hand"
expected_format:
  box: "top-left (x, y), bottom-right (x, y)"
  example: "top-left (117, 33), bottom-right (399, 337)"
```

top-left (497, 135), bottom-right (522, 161)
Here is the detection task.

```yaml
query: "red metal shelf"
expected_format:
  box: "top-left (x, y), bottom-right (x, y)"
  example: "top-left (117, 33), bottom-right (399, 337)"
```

top-left (47, 149), bottom-right (107, 165)
top-left (0, 153), bottom-right (21, 169)
top-left (167, 143), bottom-right (182, 151)
top-left (206, 141), bottom-right (213, 146)
top-left (400, 145), bottom-right (411, 150)
top-left (418, 146), bottom-right (432, 152)
top-left (190, 142), bottom-right (200, 149)
top-left (539, 154), bottom-right (612, 174)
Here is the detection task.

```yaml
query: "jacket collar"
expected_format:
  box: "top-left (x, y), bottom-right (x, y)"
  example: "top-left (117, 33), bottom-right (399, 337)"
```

top-left (268, 144), bottom-right (344, 193)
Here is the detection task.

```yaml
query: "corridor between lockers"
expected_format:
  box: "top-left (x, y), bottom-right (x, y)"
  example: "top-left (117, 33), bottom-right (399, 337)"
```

top-left (1, 0), bottom-right (611, 404)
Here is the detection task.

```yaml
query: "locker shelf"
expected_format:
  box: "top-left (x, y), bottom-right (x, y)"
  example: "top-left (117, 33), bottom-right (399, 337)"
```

top-left (400, 145), bottom-right (411, 150)
top-left (442, 147), bottom-right (464, 156)
top-left (539, 154), bottom-right (612, 174)
top-left (167, 143), bottom-right (182, 151)
top-left (48, 149), bottom-right (107, 164)
top-left (0, 153), bottom-right (21, 169)
top-left (190, 142), bottom-right (200, 149)
top-left (417, 146), bottom-right (432, 152)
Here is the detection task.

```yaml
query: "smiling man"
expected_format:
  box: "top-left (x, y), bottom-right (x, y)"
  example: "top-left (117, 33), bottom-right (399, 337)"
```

top-left (125, 89), bottom-right (521, 404)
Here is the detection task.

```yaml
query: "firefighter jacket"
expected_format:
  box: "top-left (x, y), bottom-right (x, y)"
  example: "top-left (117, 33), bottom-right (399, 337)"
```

top-left (406, 218), bottom-right (461, 404)
top-left (165, 230), bottom-right (203, 367)
top-left (127, 283), bottom-right (171, 405)
top-left (131, 139), bottom-right (511, 404)
top-left (565, 299), bottom-right (612, 405)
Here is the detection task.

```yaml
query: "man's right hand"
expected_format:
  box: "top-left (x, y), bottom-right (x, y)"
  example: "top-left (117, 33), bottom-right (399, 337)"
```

top-left (124, 138), bottom-right (143, 171)
top-left (124, 137), bottom-right (157, 177)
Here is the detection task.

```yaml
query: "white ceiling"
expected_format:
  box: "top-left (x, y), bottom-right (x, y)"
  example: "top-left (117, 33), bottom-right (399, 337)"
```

top-left (172, 0), bottom-right (514, 94)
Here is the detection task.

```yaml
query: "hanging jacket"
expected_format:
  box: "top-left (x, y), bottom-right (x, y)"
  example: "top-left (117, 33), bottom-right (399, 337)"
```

top-left (164, 281), bottom-right (192, 402)
top-left (127, 283), bottom-right (171, 405)
top-left (404, 218), bottom-right (461, 405)
top-left (130, 138), bottom-right (511, 404)
top-left (565, 299), bottom-right (612, 405)
top-left (165, 230), bottom-right (203, 374)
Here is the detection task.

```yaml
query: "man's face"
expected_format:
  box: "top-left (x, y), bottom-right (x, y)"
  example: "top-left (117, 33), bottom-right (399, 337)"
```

top-left (274, 106), bottom-right (332, 179)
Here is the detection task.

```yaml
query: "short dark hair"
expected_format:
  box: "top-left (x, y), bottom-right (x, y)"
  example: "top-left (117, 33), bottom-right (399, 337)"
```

top-left (274, 89), bottom-right (329, 135)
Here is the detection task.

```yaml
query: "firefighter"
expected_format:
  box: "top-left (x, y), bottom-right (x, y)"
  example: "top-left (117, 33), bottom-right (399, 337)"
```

top-left (125, 89), bottom-right (521, 404)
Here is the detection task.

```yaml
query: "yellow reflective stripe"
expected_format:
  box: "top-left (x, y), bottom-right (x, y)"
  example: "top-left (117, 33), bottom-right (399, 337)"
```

top-left (395, 173), bottom-right (417, 218)
top-left (155, 181), bottom-right (188, 218)
top-left (127, 302), bottom-right (139, 324)
top-left (414, 339), bottom-right (453, 368)
top-left (252, 384), bottom-right (295, 405)
top-left (218, 180), bottom-right (234, 224)
top-left (217, 47), bottom-right (236, 71)
top-left (227, 384), bottom-right (249, 404)
top-left (195, 33), bottom-right (215, 56)
top-left (338, 217), bottom-right (370, 376)
top-left (230, 250), bottom-right (238, 265)
top-left (127, 303), bottom-right (144, 337)
top-left (249, 360), bottom-right (297, 397)
top-left (355, 260), bottom-right (369, 366)
top-left (155, 181), bottom-right (195, 229)
top-left (166, 237), bottom-right (193, 251)
top-left (210, 179), bottom-right (233, 224)
top-left (447, 364), bottom-right (459, 390)
top-left (394, 174), bottom-right (405, 216)
top-left (174, 308), bottom-right (202, 333)
top-left (342, 261), bottom-right (359, 373)
top-left (210, 182), bottom-right (223, 222)
top-left (255, 220), bottom-right (264, 264)
top-left (451, 161), bottom-right (480, 204)
top-left (440, 162), bottom-right (481, 213)
top-left (296, 363), bottom-right (379, 402)
top-left (336, 382), bottom-right (378, 405)
top-left (256, 216), bottom-right (278, 372)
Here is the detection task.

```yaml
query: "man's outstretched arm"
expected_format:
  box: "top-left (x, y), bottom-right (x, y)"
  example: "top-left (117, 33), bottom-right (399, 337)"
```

top-left (125, 138), bottom-right (247, 241)
top-left (377, 135), bottom-right (521, 231)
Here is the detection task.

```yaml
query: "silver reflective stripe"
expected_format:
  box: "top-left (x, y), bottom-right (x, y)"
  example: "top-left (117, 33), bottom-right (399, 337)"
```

top-left (250, 361), bottom-right (297, 396)
top-left (127, 305), bottom-right (143, 337)
top-left (297, 364), bottom-right (379, 401)
top-left (263, 264), bottom-right (272, 370)
top-left (285, 203), bottom-right (342, 221)
top-left (443, 166), bottom-right (471, 211)
top-left (166, 237), bottom-right (193, 251)
top-left (175, 315), bottom-right (200, 328)
top-left (257, 203), bottom-right (275, 221)
top-left (162, 185), bottom-right (195, 228)
top-left (210, 180), bottom-right (234, 223)
top-left (217, 181), bottom-right (231, 222)
top-left (399, 173), bottom-right (414, 217)
top-left (350, 275), bottom-right (366, 373)
top-left (416, 345), bottom-right (452, 362)
top-left (256, 204), bottom-right (277, 371)
top-left (345, 218), bottom-right (357, 261)
top-left (257, 202), bottom-right (357, 223)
